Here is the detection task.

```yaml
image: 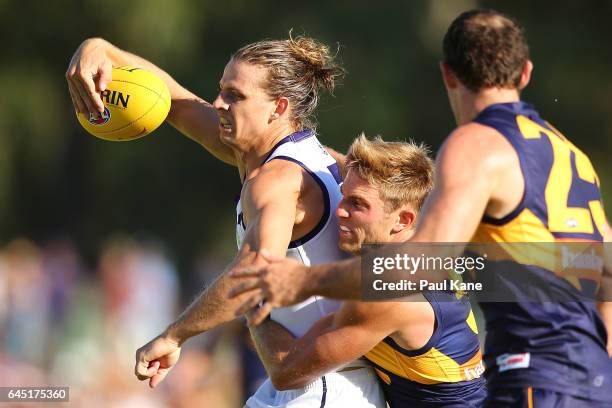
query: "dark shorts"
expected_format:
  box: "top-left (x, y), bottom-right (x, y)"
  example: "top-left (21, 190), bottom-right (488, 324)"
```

top-left (485, 387), bottom-right (612, 408)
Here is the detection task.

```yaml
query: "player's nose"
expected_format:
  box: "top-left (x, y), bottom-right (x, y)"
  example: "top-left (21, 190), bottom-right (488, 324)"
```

top-left (212, 93), bottom-right (229, 110)
top-left (336, 203), bottom-right (349, 218)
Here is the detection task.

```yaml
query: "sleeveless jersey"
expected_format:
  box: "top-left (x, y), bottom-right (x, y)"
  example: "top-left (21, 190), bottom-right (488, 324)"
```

top-left (470, 101), bottom-right (612, 402)
top-left (236, 129), bottom-right (350, 338)
top-left (364, 291), bottom-right (486, 407)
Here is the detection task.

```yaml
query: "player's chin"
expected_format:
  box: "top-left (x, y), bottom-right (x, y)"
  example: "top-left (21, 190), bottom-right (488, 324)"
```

top-left (338, 238), bottom-right (360, 255)
top-left (219, 131), bottom-right (239, 146)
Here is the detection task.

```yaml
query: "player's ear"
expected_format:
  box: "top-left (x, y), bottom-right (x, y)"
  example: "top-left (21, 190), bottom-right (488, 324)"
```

top-left (392, 207), bottom-right (417, 233)
top-left (518, 60), bottom-right (533, 90)
top-left (440, 62), bottom-right (458, 90)
top-left (270, 97), bottom-right (289, 123)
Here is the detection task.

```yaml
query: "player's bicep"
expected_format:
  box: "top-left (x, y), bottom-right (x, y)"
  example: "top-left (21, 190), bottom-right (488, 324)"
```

top-left (239, 164), bottom-right (302, 259)
top-left (305, 302), bottom-right (393, 366)
top-left (327, 302), bottom-right (392, 351)
top-left (167, 96), bottom-right (237, 165)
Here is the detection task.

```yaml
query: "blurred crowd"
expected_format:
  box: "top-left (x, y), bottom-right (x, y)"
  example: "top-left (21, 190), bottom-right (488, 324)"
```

top-left (0, 236), bottom-right (265, 407)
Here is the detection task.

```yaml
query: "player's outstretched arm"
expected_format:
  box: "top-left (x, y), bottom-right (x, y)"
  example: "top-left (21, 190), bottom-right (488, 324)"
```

top-left (134, 159), bottom-right (303, 387)
top-left (165, 160), bottom-right (300, 340)
top-left (66, 38), bottom-right (236, 165)
top-left (231, 123), bottom-right (503, 324)
top-left (252, 301), bottom-right (398, 390)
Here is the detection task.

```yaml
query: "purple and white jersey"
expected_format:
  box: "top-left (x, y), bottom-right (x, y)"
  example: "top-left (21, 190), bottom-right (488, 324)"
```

top-left (236, 129), bottom-right (349, 337)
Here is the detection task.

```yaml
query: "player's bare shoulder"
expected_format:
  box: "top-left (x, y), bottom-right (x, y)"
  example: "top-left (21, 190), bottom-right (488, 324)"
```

top-left (243, 159), bottom-right (304, 208)
top-left (442, 122), bottom-right (524, 218)
top-left (442, 122), bottom-right (518, 170)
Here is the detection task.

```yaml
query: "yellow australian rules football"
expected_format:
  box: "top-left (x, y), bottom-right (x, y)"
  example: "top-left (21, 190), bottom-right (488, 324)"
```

top-left (77, 66), bottom-right (171, 141)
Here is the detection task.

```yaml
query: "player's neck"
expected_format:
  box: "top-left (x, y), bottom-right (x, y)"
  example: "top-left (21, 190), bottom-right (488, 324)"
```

top-left (457, 88), bottom-right (521, 125)
top-left (242, 124), bottom-right (298, 176)
top-left (394, 228), bottom-right (415, 243)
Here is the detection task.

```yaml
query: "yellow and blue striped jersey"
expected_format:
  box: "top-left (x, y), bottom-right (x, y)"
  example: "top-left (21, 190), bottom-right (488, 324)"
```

top-left (365, 291), bottom-right (486, 407)
top-left (471, 101), bottom-right (612, 403)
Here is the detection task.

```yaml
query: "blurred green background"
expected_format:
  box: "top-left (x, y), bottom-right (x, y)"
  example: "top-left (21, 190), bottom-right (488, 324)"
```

top-left (1, 0), bottom-right (611, 272)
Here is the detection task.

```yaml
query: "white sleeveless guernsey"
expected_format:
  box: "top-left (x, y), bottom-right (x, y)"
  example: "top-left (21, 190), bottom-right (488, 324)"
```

top-left (235, 129), bottom-right (349, 337)
top-left (239, 130), bottom-right (386, 408)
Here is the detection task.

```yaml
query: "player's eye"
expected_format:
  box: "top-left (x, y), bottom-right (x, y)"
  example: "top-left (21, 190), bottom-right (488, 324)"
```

top-left (351, 198), bottom-right (365, 209)
top-left (221, 89), bottom-right (243, 103)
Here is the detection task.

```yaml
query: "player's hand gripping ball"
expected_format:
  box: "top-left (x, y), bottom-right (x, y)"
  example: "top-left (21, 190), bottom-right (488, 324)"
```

top-left (77, 67), bottom-right (170, 141)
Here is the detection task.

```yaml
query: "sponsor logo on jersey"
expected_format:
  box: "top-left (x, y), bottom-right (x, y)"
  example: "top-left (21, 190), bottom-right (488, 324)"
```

top-left (464, 359), bottom-right (485, 381)
top-left (496, 352), bottom-right (530, 372)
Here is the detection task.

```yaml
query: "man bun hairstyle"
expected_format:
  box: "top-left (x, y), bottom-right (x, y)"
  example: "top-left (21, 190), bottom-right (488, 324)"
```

top-left (443, 9), bottom-right (530, 92)
top-left (233, 31), bottom-right (345, 130)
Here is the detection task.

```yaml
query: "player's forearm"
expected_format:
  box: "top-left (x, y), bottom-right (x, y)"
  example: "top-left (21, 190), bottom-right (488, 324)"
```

top-left (308, 246), bottom-right (453, 301)
top-left (249, 320), bottom-right (296, 378)
top-left (309, 258), bottom-right (363, 300)
top-left (82, 38), bottom-right (234, 164)
top-left (253, 315), bottom-right (338, 390)
top-left (164, 267), bottom-right (251, 345)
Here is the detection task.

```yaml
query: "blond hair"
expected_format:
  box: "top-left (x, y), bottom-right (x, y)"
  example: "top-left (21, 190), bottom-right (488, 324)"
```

top-left (345, 134), bottom-right (434, 212)
top-left (232, 32), bottom-right (345, 130)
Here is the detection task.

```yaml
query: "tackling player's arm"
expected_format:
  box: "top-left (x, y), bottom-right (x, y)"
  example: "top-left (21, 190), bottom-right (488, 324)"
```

top-left (253, 301), bottom-right (400, 390)
top-left (597, 217), bottom-right (612, 356)
top-left (134, 160), bottom-right (302, 387)
top-left (232, 123), bottom-right (507, 323)
top-left (66, 38), bottom-right (236, 165)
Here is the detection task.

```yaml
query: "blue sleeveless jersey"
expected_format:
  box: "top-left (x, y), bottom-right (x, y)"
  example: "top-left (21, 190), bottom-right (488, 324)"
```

top-left (470, 102), bottom-right (612, 402)
top-left (365, 291), bottom-right (487, 407)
